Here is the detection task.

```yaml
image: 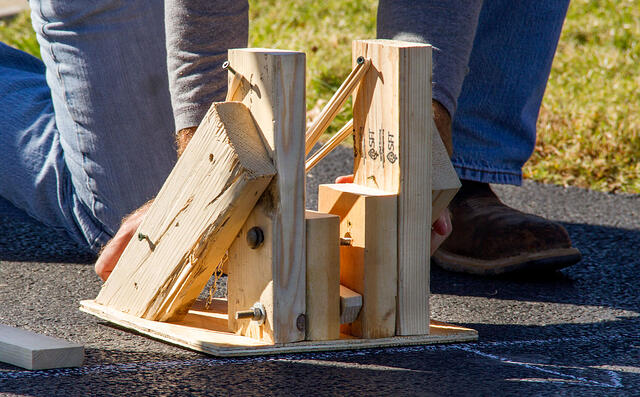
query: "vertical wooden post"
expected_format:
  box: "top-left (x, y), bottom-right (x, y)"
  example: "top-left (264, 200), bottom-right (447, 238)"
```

top-left (305, 210), bottom-right (340, 341)
top-left (352, 40), bottom-right (433, 336)
top-left (226, 49), bottom-right (307, 344)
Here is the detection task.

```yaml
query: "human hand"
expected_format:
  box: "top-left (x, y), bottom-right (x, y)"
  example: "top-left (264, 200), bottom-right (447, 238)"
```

top-left (333, 175), bottom-right (452, 255)
top-left (94, 201), bottom-right (152, 281)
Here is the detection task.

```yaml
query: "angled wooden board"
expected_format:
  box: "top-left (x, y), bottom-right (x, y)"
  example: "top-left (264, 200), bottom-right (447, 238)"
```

top-left (431, 119), bottom-right (461, 223)
top-left (95, 102), bottom-right (275, 322)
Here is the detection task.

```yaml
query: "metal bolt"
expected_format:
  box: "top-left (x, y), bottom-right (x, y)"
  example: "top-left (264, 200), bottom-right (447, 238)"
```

top-left (357, 56), bottom-right (365, 65)
top-left (246, 226), bottom-right (264, 249)
top-left (138, 232), bottom-right (148, 241)
top-left (235, 302), bottom-right (266, 325)
top-left (296, 314), bottom-right (306, 332)
top-left (222, 61), bottom-right (237, 75)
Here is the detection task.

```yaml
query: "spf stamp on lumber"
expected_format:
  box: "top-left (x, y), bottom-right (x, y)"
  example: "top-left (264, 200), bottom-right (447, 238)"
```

top-left (0, 324), bottom-right (83, 370)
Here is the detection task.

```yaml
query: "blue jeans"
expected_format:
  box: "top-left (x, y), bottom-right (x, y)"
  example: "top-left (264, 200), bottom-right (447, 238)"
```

top-left (451, 1), bottom-right (570, 184)
top-left (1, 0), bottom-right (569, 252)
top-left (1, 0), bottom-right (177, 252)
top-left (378, 0), bottom-right (570, 185)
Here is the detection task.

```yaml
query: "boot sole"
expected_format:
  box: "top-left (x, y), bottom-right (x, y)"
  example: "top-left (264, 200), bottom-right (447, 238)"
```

top-left (432, 247), bottom-right (582, 276)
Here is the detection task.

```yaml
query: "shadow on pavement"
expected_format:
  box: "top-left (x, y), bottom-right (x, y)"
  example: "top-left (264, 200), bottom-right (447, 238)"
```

top-left (0, 197), bottom-right (95, 264)
top-left (432, 221), bottom-right (640, 313)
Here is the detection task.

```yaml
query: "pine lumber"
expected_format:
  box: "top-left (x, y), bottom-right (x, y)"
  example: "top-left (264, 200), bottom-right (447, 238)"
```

top-left (318, 183), bottom-right (397, 339)
top-left (95, 102), bottom-right (276, 322)
top-left (352, 39), bottom-right (432, 336)
top-left (339, 285), bottom-right (362, 324)
top-left (431, 119), bottom-right (461, 223)
top-left (0, 324), bottom-right (83, 370)
top-left (305, 210), bottom-right (340, 341)
top-left (80, 299), bottom-right (478, 357)
top-left (226, 49), bottom-right (307, 344)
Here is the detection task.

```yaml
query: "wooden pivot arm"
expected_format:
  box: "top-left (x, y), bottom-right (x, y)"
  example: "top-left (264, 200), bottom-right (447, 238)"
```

top-left (305, 58), bottom-right (371, 155)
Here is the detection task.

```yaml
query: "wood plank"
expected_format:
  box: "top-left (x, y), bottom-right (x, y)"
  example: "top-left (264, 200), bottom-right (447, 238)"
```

top-left (318, 183), bottom-right (397, 339)
top-left (95, 102), bottom-right (275, 321)
top-left (339, 285), bottom-right (362, 324)
top-left (226, 49), bottom-right (307, 344)
top-left (305, 210), bottom-right (340, 341)
top-left (352, 39), bottom-right (432, 335)
top-left (431, 119), bottom-right (460, 223)
top-left (0, 324), bottom-right (83, 370)
top-left (80, 300), bottom-right (477, 357)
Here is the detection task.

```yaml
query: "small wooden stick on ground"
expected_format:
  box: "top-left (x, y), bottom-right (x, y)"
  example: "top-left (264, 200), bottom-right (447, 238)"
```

top-left (306, 119), bottom-right (353, 173)
top-left (305, 57), bottom-right (370, 155)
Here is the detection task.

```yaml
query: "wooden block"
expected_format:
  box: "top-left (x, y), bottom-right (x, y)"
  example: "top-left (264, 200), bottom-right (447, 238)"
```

top-left (0, 324), bottom-right (83, 370)
top-left (352, 39), bottom-right (432, 335)
top-left (339, 285), bottom-right (362, 324)
top-left (318, 183), bottom-right (397, 339)
top-left (95, 102), bottom-right (275, 322)
top-left (431, 119), bottom-right (460, 223)
top-left (226, 49), bottom-right (307, 344)
top-left (305, 210), bottom-right (340, 341)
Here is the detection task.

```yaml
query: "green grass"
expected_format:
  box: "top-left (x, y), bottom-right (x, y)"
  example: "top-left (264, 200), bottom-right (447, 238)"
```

top-left (0, 11), bottom-right (39, 58)
top-left (525, 0), bottom-right (640, 193)
top-left (2, 0), bottom-right (639, 193)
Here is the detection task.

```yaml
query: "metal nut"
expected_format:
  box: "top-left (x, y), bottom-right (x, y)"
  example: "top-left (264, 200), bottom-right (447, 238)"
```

top-left (246, 227), bottom-right (264, 249)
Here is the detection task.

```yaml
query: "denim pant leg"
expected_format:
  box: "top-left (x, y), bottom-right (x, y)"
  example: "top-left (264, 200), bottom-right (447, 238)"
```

top-left (0, 43), bottom-right (91, 244)
top-left (451, 0), bottom-right (570, 185)
top-left (0, 0), bottom-right (177, 252)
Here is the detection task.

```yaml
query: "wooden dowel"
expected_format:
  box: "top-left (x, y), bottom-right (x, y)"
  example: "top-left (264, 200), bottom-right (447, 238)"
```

top-left (305, 119), bottom-right (353, 173)
top-left (226, 72), bottom-right (243, 102)
top-left (304, 58), bottom-right (370, 155)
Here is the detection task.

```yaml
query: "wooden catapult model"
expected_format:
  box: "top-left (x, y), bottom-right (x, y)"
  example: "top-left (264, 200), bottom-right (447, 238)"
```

top-left (81, 40), bottom-right (478, 356)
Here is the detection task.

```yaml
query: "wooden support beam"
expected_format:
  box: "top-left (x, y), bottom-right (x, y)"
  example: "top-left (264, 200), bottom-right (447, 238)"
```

top-left (0, 325), bottom-right (83, 370)
top-left (339, 285), bottom-right (362, 324)
top-left (318, 183), bottom-right (397, 339)
top-left (226, 49), bottom-right (307, 344)
top-left (352, 39), bottom-right (432, 335)
top-left (95, 102), bottom-right (275, 321)
top-left (305, 210), bottom-right (340, 341)
top-left (431, 119), bottom-right (461, 223)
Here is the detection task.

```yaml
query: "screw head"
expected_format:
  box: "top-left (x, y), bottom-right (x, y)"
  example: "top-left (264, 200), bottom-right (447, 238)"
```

top-left (222, 60), bottom-right (230, 70)
top-left (357, 56), bottom-right (365, 65)
top-left (296, 314), bottom-right (306, 332)
top-left (246, 227), bottom-right (264, 249)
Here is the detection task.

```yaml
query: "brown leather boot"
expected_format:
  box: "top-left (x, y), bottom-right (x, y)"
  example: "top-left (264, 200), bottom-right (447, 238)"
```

top-left (432, 180), bottom-right (582, 275)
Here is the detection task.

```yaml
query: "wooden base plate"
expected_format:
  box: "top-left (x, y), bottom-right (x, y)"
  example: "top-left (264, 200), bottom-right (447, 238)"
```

top-left (80, 300), bottom-right (477, 357)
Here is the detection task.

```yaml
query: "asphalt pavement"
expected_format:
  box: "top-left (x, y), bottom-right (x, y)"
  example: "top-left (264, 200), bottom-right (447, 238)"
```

top-left (1, 145), bottom-right (639, 396)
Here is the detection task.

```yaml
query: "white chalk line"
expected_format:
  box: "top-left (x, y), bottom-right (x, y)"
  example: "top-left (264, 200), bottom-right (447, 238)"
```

top-left (453, 345), bottom-right (623, 389)
top-left (0, 333), bottom-right (636, 386)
